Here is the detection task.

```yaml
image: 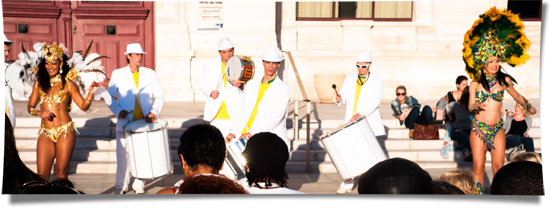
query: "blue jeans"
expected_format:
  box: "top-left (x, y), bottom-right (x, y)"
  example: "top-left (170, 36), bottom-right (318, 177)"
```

top-left (452, 128), bottom-right (471, 151)
top-left (405, 105), bottom-right (433, 130)
top-left (505, 134), bottom-right (534, 152)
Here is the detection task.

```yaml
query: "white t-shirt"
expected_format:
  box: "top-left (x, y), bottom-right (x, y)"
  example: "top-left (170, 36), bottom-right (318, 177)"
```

top-left (245, 187), bottom-right (305, 194)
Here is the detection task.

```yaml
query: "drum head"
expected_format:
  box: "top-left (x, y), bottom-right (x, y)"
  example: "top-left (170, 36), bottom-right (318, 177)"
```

top-left (225, 56), bottom-right (243, 81)
top-left (124, 119), bottom-right (167, 133)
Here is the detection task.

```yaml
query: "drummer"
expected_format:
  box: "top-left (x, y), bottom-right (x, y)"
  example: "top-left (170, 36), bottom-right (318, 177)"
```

top-left (107, 43), bottom-right (164, 194)
top-left (333, 51), bottom-right (385, 194)
top-left (199, 36), bottom-right (244, 139)
top-left (226, 47), bottom-right (290, 148)
top-left (4, 33), bottom-right (16, 127)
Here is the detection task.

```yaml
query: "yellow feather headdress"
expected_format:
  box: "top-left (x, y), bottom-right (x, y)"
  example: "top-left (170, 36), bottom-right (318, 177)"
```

top-left (462, 7), bottom-right (531, 80)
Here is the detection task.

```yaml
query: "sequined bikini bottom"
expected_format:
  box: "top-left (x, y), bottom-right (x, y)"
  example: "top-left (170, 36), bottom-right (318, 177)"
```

top-left (38, 121), bottom-right (78, 143)
top-left (471, 116), bottom-right (503, 151)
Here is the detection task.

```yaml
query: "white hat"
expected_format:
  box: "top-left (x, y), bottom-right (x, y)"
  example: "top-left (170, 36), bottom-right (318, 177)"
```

top-left (355, 51), bottom-right (372, 62)
top-left (217, 37), bottom-right (234, 51)
top-left (124, 43), bottom-right (146, 55)
top-left (261, 47), bottom-right (283, 62)
top-left (4, 33), bottom-right (13, 44)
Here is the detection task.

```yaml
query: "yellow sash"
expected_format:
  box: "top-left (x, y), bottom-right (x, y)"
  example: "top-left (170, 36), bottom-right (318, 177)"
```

top-left (132, 71), bottom-right (144, 121)
top-left (242, 81), bottom-right (272, 134)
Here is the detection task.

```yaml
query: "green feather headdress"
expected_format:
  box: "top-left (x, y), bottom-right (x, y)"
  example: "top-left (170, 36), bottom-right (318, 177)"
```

top-left (462, 7), bottom-right (531, 80)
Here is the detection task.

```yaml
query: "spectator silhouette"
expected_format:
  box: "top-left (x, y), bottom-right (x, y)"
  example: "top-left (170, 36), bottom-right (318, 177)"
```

top-left (491, 161), bottom-right (543, 195)
top-left (3, 114), bottom-right (46, 194)
top-left (357, 158), bottom-right (434, 194)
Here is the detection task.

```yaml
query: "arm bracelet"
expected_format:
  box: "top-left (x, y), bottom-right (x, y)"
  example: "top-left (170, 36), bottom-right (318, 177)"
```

top-left (85, 96), bottom-right (93, 104)
top-left (523, 96), bottom-right (532, 110)
top-left (30, 108), bottom-right (39, 115)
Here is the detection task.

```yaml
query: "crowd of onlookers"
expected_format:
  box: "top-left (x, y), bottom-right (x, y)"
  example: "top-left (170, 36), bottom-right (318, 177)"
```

top-left (3, 114), bottom-right (544, 195)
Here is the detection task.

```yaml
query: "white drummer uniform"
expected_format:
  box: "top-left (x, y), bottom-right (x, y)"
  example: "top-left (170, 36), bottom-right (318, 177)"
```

top-left (199, 56), bottom-right (244, 137)
top-left (333, 51), bottom-right (385, 193)
top-left (107, 64), bottom-right (164, 193)
top-left (230, 73), bottom-right (291, 149)
top-left (5, 62), bottom-right (16, 127)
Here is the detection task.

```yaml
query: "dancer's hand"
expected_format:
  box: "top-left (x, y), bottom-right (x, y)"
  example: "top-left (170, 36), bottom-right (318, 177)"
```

top-left (39, 111), bottom-right (56, 121)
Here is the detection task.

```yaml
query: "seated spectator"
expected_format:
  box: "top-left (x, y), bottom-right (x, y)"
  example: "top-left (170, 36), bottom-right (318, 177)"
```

top-left (504, 102), bottom-right (535, 161)
top-left (441, 86), bottom-right (472, 161)
top-left (511, 152), bottom-right (542, 164)
top-left (178, 174), bottom-right (247, 194)
top-left (433, 180), bottom-right (465, 195)
top-left (3, 114), bottom-right (46, 194)
top-left (240, 132), bottom-right (304, 194)
top-left (439, 169), bottom-right (476, 195)
top-left (390, 85), bottom-right (434, 138)
top-left (156, 123), bottom-right (227, 194)
top-left (357, 157), bottom-right (434, 194)
top-left (491, 161), bottom-right (543, 195)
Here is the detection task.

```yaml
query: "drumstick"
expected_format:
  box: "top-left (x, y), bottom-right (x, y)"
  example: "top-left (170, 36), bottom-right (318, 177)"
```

top-left (332, 84), bottom-right (339, 96)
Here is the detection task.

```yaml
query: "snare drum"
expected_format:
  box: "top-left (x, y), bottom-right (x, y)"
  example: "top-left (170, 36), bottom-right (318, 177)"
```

top-left (223, 137), bottom-right (248, 179)
top-left (320, 117), bottom-right (387, 180)
top-left (225, 55), bottom-right (255, 83)
top-left (124, 119), bottom-right (172, 179)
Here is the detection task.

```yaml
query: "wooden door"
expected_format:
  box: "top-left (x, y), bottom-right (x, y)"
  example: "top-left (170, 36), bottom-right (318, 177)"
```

top-left (71, 1), bottom-right (155, 87)
top-left (3, 1), bottom-right (155, 88)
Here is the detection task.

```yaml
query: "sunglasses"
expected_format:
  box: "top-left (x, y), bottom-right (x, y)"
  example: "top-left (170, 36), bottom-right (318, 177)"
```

top-left (396, 93), bottom-right (406, 96)
top-left (356, 64), bottom-right (370, 69)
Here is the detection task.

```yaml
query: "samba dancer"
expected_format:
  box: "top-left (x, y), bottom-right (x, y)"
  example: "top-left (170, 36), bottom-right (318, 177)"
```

top-left (199, 37), bottom-right (244, 139)
top-left (27, 43), bottom-right (100, 180)
top-left (463, 7), bottom-right (536, 195)
top-left (333, 51), bottom-right (385, 194)
top-left (226, 47), bottom-right (290, 148)
top-left (107, 43), bottom-right (164, 194)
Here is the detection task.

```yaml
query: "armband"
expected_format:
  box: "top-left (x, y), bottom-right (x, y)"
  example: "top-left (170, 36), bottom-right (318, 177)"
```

top-left (30, 108), bottom-right (38, 115)
top-left (522, 96), bottom-right (532, 110)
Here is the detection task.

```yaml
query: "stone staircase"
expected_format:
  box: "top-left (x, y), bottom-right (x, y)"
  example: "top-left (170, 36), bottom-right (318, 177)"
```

top-left (13, 113), bottom-right (542, 175)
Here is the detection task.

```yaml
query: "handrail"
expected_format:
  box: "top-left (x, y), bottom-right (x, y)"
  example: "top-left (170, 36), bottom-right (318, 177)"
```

top-left (283, 51), bottom-right (311, 173)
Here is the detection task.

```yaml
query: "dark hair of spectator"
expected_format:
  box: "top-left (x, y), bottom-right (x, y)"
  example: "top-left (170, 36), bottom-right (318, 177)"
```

top-left (178, 174), bottom-right (248, 194)
top-left (491, 161), bottom-right (544, 195)
top-left (357, 158), bottom-right (435, 194)
top-left (242, 132), bottom-right (289, 188)
top-left (177, 123), bottom-right (226, 172)
top-left (433, 180), bottom-right (465, 195)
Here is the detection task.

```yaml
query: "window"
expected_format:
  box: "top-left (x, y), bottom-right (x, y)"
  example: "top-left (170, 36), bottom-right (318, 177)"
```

top-left (507, 0), bottom-right (542, 21)
top-left (296, 1), bottom-right (413, 21)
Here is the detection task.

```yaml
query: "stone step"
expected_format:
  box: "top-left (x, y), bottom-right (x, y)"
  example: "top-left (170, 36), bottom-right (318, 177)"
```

top-left (15, 116), bottom-right (541, 131)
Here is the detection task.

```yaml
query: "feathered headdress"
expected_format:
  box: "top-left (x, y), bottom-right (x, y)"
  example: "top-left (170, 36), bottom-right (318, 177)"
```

top-left (6, 40), bottom-right (112, 105)
top-left (462, 7), bottom-right (531, 80)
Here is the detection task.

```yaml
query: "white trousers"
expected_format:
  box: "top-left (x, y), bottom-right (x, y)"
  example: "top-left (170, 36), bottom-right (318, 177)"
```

top-left (116, 131), bottom-right (144, 192)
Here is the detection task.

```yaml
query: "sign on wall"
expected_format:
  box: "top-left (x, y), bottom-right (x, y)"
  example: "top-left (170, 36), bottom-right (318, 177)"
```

top-left (198, 1), bottom-right (223, 30)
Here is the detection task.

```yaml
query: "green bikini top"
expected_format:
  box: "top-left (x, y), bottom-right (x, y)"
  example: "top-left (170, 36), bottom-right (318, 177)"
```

top-left (475, 89), bottom-right (504, 103)
top-left (474, 81), bottom-right (505, 103)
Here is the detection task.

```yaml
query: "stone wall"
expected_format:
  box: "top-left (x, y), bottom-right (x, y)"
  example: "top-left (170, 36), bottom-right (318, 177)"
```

top-left (155, 0), bottom-right (541, 102)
